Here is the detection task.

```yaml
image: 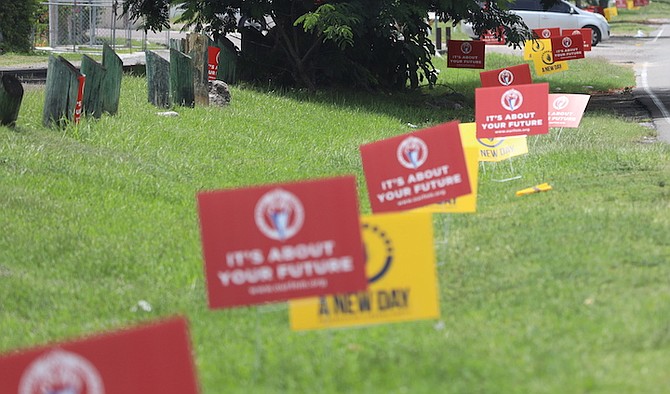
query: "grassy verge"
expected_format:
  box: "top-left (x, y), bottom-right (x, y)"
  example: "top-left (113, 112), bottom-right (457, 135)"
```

top-left (1, 53), bottom-right (669, 393)
top-left (609, 0), bottom-right (670, 35)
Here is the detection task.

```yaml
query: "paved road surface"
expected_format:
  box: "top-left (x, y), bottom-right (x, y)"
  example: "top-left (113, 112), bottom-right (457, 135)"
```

top-left (486, 26), bottom-right (670, 143)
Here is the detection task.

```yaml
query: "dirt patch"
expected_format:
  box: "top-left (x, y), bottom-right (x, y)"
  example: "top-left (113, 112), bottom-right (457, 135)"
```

top-left (585, 88), bottom-right (652, 124)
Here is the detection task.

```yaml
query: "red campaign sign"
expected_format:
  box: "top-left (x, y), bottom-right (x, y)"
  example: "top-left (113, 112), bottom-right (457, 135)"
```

top-left (634, 0), bottom-right (649, 6)
top-left (207, 46), bottom-right (220, 81)
top-left (197, 176), bottom-right (367, 309)
top-left (447, 40), bottom-right (485, 69)
top-left (359, 121), bottom-right (471, 213)
top-left (533, 28), bottom-right (561, 39)
top-left (562, 28), bottom-right (592, 51)
top-left (74, 74), bottom-right (86, 124)
top-left (0, 317), bottom-right (200, 394)
top-left (548, 93), bottom-right (590, 128)
top-left (551, 35), bottom-right (585, 61)
top-left (476, 82), bottom-right (549, 138)
top-left (480, 63), bottom-right (532, 87)
top-left (481, 28), bottom-right (506, 45)
top-left (615, 0), bottom-right (627, 7)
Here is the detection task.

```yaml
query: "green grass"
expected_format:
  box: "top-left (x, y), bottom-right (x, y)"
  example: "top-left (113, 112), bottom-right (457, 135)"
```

top-left (1, 53), bottom-right (669, 393)
top-left (609, 0), bottom-right (670, 35)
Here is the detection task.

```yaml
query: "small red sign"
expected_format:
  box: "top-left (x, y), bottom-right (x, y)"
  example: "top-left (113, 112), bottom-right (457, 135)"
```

top-left (481, 28), bottom-right (506, 45)
top-left (74, 74), bottom-right (86, 124)
top-left (447, 40), bottom-right (485, 69)
top-left (359, 121), bottom-right (471, 213)
top-left (475, 83), bottom-right (549, 138)
top-left (197, 176), bottom-right (367, 309)
top-left (548, 94), bottom-right (590, 128)
top-left (207, 46), bottom-right (221, 81)
top-left (0, 317), bottom-right (200, 394)
top-left (615, 0), bottom-right (627, 7)
top-left (533, 28), bottom-right (561, 39)
top-left (480, 63), bottom-right (532, 87)
top-left (634, 0), bottom-right (649, 6)
top-left (562, 28), bottom-right (592, 51)
top-left (551, 35), bottom-right (585, 61)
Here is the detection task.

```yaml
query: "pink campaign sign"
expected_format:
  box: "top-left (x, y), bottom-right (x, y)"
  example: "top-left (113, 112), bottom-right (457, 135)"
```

top-left (548, 94), bottom-right (590, 128)
top-left (197, 176), bottom-right (367, 309)
top-left (359, 121), bottom-right (471, 213)
top-left (0, 317), bottom-right (200, 394)
top-left (480, 63), bottom-right (532, 87)
top-left (447, 40), bottom-right (485, 69)
top-left (476, 83), bottom-right (549, 138)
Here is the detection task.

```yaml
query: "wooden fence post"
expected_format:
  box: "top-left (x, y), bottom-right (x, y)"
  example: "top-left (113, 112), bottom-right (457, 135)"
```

top-left (43, 55), bottom-right (84, 127)
top-left (0, 74), bottom-right (24, 127)
top-left (102, 43), bottom-right (123, 115)
top-left (216, 36), bottom-right (238, 84)
top-left (170, 49), bottom-right (195, 108)
top-left (187, 33), bottom-right (209, 106)
top-left (81, 55), bottom-right (106, 119)
top-left (146, 50), bottom-right (171, 108)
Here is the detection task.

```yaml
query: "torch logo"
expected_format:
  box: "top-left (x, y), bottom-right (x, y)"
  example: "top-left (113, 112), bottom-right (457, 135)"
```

top-left (396, 136), bottom-right (428, 169)
top-left (460, 42), bottom-right (473, 54)
top-left (19, 350), bottom-right (105, 394)
top-left (501, 89), bottom-right (523, 111)
top-left (562, 36), bottom-right (573, 48)
top-left (254, 189), bottom-right (305, 241)
top-left (498, 69), bottom-right (514, 86)
top-left (552, 95), bottom-right (570, 110)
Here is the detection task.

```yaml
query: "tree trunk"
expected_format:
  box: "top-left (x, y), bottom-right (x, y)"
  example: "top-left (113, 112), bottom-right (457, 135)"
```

top-left (102, 43), bottom-right (123, 115)
top-left (169, 49), bottom-right (195, 107)
top-left (146, 50), bottom-right (171, 108)
top-left (0, 73), bottom-right (24, 127)
top-left (81, 55), bottom-right (107, 119)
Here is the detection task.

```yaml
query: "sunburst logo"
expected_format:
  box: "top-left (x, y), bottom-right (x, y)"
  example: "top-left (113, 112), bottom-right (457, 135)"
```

top-left (254, 189), bottom-right (305, 241)
top-left (477, 138), bottom-right (505, 148)
top-left (397, 136), bottom-right (428, 169)
top-left (362, 222), bottom-right (393, 284)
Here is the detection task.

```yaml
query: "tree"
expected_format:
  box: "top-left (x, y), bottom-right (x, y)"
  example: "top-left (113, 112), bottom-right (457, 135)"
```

top-left (123, 0), bottom-right (558, 91)
top-left (0, 0), bottom-right (41, 53)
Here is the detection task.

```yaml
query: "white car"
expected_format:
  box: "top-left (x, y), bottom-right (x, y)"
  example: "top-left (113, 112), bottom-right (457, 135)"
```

top-left (462, 0), bottom-right (610, 46)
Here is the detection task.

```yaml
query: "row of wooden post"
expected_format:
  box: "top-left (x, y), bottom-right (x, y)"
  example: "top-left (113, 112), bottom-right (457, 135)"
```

top-left (1, 33), bottom-right (237, 129)
top-left (146, 33), bottom-right (237, 109)
top-left (42, 44), bottom-right (123, 128)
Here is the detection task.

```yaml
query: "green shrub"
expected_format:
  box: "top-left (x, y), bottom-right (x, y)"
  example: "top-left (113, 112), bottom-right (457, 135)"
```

top-left (0, 0), bottom-right (41, 53)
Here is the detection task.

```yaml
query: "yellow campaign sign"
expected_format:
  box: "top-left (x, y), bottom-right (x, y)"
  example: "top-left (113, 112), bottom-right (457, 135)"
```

top-left (477, 135), bottom-right (528, 162)
top-left (413, 122), bottom-right (478, 213)
top-left (525, 39), bottom-right (569, 76)
top-left (604, 6), bottom-right (618, 20)
top-left (289, 212), bottom-right (440, 330)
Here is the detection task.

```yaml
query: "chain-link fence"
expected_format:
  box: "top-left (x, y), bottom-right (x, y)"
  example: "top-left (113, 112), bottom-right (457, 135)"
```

top-left (43, 0), bottom-right (178, 52)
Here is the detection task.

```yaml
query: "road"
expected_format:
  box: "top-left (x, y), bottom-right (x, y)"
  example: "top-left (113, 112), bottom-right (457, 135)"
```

top-left (486, 25), bottom-right (670, 143)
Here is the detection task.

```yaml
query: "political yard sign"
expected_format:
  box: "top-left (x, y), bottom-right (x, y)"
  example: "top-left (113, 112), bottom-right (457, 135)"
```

top-left (359, 121), bottom-right (471, 213)
top-left (551, 35), bottom-right (585, 62)
top-left (412, 122), bottom-right (479, 213)
top-left (0, 317), bottom-right (200, 394)
top-left (562, 28), bottom-right (593, 51)
top-left (548, 94), bottom-right (590, 128)
top-left (447, 40), bottom-right (485, 69)
top-left (289, 212), bottom-right (440, 330)
top-left (477, 135), bottom-right (529, 162)
top-left (476, 83), bottom-right (549, 138)
top-left (197, 176), bottom-right (367, 309)
top-left (480, 63), bottom-right (532, 87)
top-left (524, 39), bottom-right (570, 76)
